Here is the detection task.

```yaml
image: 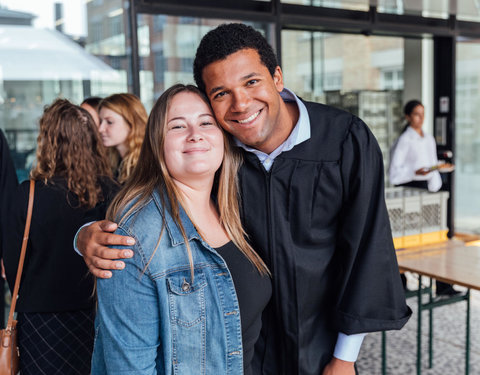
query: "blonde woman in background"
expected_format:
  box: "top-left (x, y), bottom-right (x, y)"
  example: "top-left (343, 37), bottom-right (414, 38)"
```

top-left (98, 93), bottom-right (148, 183)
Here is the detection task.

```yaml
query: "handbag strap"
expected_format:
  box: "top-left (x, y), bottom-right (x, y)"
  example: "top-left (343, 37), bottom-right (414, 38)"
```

top-left (5, 179), bottom-right (35, 331)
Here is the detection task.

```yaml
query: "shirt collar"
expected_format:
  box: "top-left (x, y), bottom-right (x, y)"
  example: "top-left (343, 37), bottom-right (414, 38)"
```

top-left (406, 126), bottom-right (427, 139)
top-left (234, 88), bottom-right (310, 157)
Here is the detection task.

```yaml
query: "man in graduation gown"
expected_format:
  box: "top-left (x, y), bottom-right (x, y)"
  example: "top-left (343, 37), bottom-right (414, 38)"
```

top-left (77, 23), bottom-right (411, 374)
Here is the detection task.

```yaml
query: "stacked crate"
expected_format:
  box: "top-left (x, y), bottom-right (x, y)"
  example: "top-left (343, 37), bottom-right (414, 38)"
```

top-left (385, 187), bottom-right (449, 249)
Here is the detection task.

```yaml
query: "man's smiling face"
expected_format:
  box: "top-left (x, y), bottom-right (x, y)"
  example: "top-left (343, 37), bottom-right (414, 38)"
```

top-left (202, 48), bottom-right (288, 154)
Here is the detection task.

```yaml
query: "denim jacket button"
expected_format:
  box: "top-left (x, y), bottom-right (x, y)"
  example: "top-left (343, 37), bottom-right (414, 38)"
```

top-left (181, 279), bottom-right (191, 292)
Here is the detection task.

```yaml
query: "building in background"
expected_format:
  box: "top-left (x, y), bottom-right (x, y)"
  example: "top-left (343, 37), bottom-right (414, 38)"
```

top-left (0, 5), bottom-right (122, 180)
top-left (0, 0), bottom-right (480, 235)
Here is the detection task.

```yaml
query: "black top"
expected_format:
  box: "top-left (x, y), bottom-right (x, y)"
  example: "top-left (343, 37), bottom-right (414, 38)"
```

top-left (215, 241), bottom-right (271, 375)
top-left (0, 129), bottom-right (18, 258)
top-left (2, 177), bottom-right (119, 313)
top-left (239, 100), bottom-right (412, 374)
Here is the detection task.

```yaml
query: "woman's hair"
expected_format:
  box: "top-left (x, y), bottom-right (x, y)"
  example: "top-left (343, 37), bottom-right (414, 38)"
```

top-left (31, 99), bottom-right (112, 208)
top-left (99, 93), bottom-right (148, 183)
top-left (401, 99), bottom-right (424, 133)
top-left (404, 99), bottom-right (423, 116)
top-left (81, 96), bottom-right (102, 112)
top-left (107, 84), bottom-right (269, 277)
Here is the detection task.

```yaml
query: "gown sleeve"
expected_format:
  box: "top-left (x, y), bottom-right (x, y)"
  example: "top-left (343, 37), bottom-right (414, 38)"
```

top-left (333, 117), bottom-right (411, 334)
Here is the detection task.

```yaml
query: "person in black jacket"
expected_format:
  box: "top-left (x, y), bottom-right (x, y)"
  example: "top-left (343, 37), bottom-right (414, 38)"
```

top-left (0, 129), bottom-right (18, 327)
top-left (2, 99), bottom-right (118, 375)
top-left (76, 24), bottom-right (411, 375)
top-left (0, 130), bottom-right (18, 235)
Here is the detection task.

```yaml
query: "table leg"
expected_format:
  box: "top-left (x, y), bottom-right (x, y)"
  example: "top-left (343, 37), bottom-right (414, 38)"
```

top-left (417, 275), bottom-right (422, 375)
top-left (429, 278), bottom-right (433, 368)
top-left (382, 331), bottom-right (386, 375)
top-left (466, 289), bottom-right (470, 375)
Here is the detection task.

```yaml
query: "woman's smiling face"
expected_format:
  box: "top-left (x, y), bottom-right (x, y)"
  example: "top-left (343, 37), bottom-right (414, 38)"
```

top-left (163, 91), bottom-right (224, 185)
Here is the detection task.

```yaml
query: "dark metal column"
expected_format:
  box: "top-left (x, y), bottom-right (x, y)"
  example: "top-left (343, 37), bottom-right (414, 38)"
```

top-left (433, 36), bottom-right (456, 237)
top-left (272, 0), bottom-right (282, 66)
top-left (128, 0), bottom-right (141, 96)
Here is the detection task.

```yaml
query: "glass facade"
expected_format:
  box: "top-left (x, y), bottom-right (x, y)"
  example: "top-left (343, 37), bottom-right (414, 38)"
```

top-left (137, 15), bottom-right (274, 110)
top-left (457, 1), bottom-right (480, 22)
top-left (281, 0), bottom-right (369, 11)
top-left (0, 0), bottom-right (129, 181)
top-left (455, 40), bottom-right (480, 234)
top-left (282, 30), bottom-right (405, 175)
top-left (85, 0), bottom-right (129, 95)
top-left (378, 0), bottom-right (450, 19)
top-left (0, 0), bottom-right (479, 237)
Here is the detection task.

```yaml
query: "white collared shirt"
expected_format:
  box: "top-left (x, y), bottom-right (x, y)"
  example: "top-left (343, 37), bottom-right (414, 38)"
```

top-left (234, 88), bottom-right (310, 171)
top-left (389, 126), bottom-right (442, 192)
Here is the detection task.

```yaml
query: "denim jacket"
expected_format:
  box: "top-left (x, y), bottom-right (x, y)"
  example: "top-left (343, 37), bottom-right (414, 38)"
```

top-left (91, 189), bottom-right (244, 374)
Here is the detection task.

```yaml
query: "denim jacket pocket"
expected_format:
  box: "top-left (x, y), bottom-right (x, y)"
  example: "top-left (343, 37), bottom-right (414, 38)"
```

top-left (167, 270), bottom-right (208, 374)
top-left (167, 269), bottom-right (207, 327)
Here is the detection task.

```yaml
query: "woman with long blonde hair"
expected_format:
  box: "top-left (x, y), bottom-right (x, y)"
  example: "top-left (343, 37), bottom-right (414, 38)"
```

top-left (91, 84), bottom-right (271, 375)
top-left (98, 93), bottom-right (147, 183)
top-left (3, 99), bottom-right (118, 375)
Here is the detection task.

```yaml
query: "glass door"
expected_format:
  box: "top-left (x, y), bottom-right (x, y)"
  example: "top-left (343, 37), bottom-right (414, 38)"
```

top-left (455, 40), bottom-right (480, 234)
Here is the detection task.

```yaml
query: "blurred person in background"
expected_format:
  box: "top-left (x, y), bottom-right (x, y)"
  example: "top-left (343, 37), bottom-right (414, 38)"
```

top-left (2, 99), bottom-right (118, 375)
top-left (0, 129), bottom-right (18, 327)
top-left (98, 93), bottom-right (147, 184)
top-left (389, 99), bottom-right (443, 192)
top-left (389, 99), bottom-right (458, 296)
top-left (81, 96), bottom-right (102, 128)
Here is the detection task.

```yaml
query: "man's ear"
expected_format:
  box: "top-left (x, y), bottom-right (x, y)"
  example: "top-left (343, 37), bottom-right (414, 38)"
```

top-left (273, 66), bottom-right (284, 92)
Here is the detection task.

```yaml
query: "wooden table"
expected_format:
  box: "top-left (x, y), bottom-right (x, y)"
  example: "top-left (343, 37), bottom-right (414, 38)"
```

top-left (391, 240), bottom-right (480, 375)
top-left (396, 240), bottom-right (480, 290)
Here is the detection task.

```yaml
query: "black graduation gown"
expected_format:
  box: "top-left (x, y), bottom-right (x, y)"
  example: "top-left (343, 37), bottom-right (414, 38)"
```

top-left (240, 101), bottom-right (412, 375)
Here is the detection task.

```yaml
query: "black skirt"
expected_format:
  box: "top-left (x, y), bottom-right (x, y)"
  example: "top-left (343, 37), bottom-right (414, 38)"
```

top-left (17, 308), bottom-right (95, 375)
top-left (397, 180), bottom-right (429, 190)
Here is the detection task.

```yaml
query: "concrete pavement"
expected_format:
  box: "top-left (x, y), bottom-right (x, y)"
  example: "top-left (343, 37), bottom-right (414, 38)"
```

top-left (357, 287), bottom-right (480, 374)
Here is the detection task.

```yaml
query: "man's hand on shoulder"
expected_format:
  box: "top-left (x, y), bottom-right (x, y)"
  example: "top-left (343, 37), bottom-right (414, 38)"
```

top-left (78, 220), bottom-right (135, 278)
top-left (322, 357), bottom-right (355, 375)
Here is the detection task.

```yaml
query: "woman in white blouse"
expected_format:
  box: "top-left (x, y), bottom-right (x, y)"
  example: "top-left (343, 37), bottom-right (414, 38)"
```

top-left (389, 100), bottom-right (459, 296)
top-left (389, 99), bottom-right (442, 192)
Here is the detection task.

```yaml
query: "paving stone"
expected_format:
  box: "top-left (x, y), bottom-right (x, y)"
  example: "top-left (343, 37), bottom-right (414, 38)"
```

top-left (357, 288), bottom-right (480, 374)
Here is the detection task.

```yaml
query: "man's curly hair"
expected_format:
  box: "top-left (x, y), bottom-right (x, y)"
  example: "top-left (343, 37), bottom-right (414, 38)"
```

top-left (193, 23), bottom-right (278, 93)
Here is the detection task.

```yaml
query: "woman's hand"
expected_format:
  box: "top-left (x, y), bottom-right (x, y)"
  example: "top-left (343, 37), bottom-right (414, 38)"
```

top-left (415, 167), bottom-right (430, 176)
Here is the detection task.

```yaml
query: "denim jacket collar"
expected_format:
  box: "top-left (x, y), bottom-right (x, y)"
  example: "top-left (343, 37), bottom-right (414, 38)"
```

top-left (151, 188), bottom-right (201, 247)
